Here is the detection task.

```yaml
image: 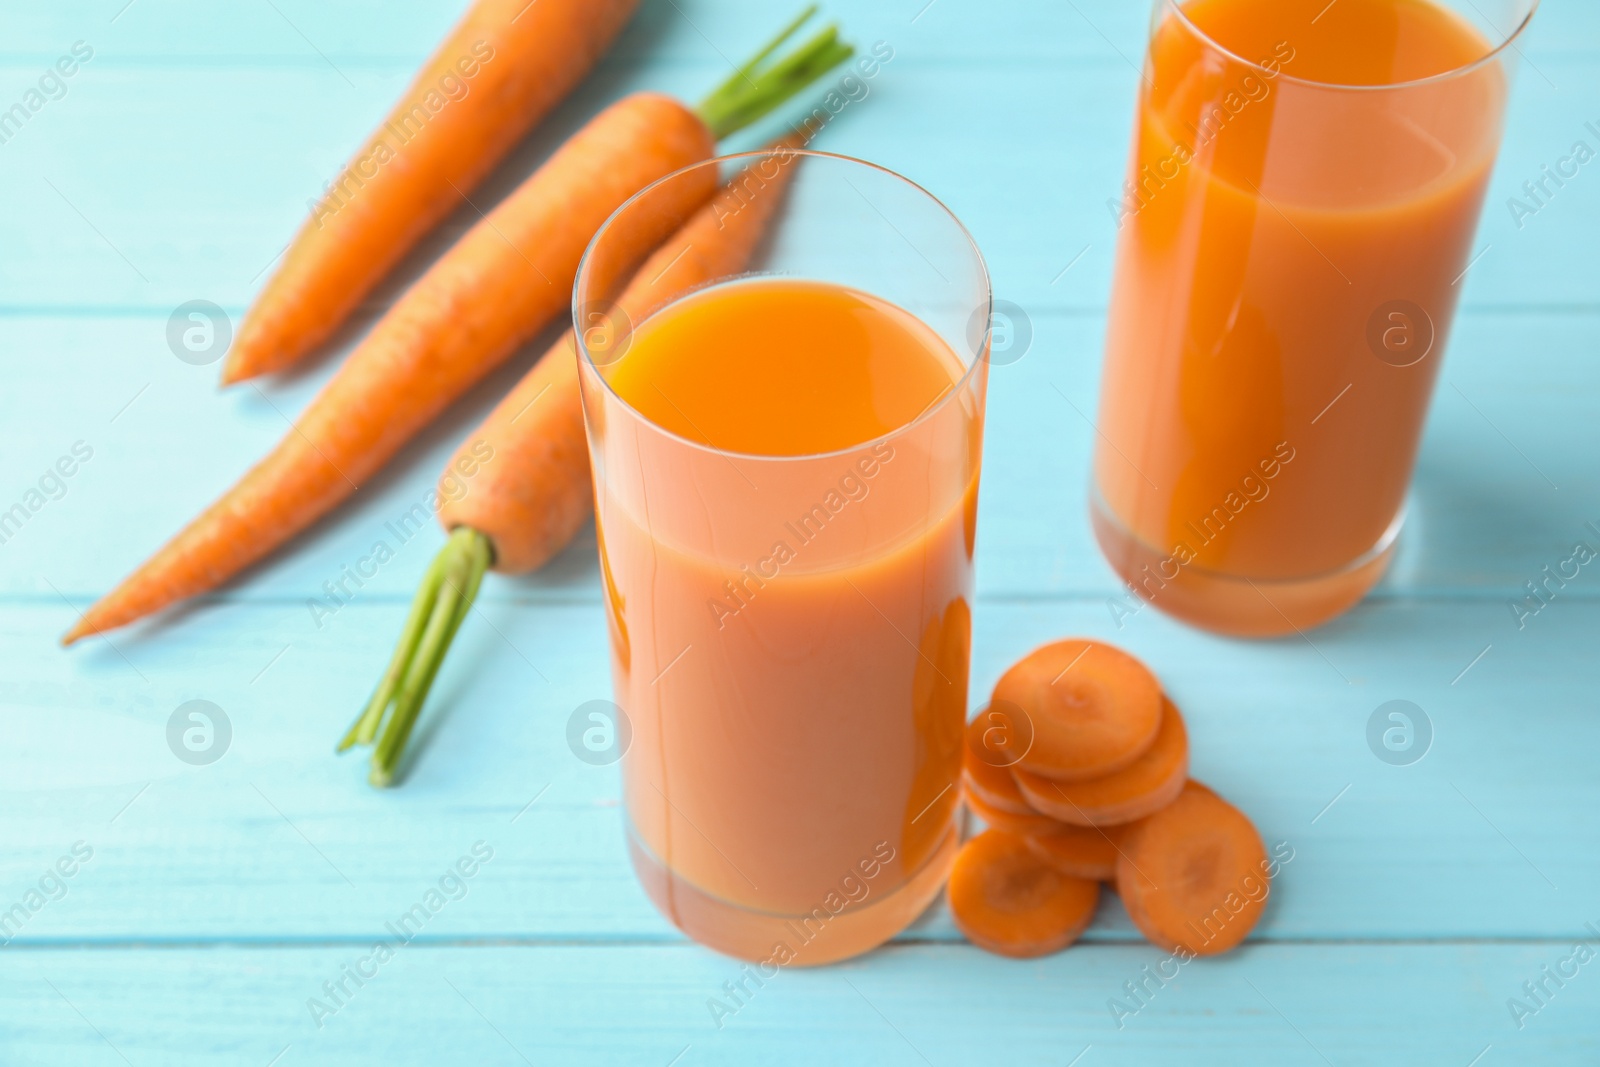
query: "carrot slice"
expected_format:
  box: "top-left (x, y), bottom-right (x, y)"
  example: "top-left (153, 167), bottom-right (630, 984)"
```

top-left (963, 787), bottom-right (1061, 838)
top-left (998, 639), bottom-right (1162, 782)
top-left (1114, 780), bottom-right (1270, 956)
top-left (962, 708), bottom-right (1035, 815)
top-left (1025, 824), bottom-right (1123, 881)
top-left (948, 829), bottom-right (1100, 958)
top-left (1012, 696), bottom-right (1188, 826)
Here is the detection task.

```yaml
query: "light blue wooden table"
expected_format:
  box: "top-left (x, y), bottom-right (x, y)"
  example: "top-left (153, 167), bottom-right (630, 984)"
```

top-left (3, 1), bottom-right (1597, 1062)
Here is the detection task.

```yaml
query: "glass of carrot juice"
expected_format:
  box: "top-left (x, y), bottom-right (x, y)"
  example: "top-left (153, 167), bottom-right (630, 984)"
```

top-left (575, 150), bottom-right (990, 965)
top-left (1093, 0), bottom-right (1538, 636)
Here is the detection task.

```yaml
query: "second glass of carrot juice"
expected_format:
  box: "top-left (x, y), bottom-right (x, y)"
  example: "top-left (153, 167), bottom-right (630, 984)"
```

top-left (1093, 0), bottom-right (1538, 636)
top-left (575, 150), bottom-right (990, 965)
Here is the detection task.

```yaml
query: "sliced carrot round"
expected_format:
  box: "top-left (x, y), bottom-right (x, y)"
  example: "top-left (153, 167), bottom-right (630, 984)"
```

top-left (963, 787), bottom-right (1062, 838)
top-left (1012, 697), bottom-right (1188, 826)
top-left (963, 711), bottom-right (1035, 815)
top-left (948, 829), bottom-right (1100, 958)
top-left (1114, 780), bottom-right (1270, 956)
top-left (1025, 823), bottom-right (1123, 881)
top-left (998, 639), bottom-right (1162, 782)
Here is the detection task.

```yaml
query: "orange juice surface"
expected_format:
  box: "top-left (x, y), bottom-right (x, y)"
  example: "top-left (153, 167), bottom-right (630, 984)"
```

top-left (606, 279), bottom-right (958, 455)
top-left (592, 277), bottom-right (982, 964)
top-left (1095, 0), bottom-right (1503, 633)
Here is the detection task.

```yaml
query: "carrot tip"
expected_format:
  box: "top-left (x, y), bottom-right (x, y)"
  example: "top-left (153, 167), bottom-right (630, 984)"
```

top-left (217, 358), bottom-right (248, 387)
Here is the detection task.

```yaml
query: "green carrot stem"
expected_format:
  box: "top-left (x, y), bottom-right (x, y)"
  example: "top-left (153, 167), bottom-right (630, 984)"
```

top-left (725, 4), bottom-right (818, 86)
top-left (695, 9), bottom-right (854, 141)
top-left (338, 547), bottom-right (450, 752)
top-left (367, 527), bottom-right (491, 787)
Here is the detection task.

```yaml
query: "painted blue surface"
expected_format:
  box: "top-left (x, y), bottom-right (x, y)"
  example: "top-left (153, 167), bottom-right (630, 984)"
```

top-left (1, 1), bottom-right (1597, 1063)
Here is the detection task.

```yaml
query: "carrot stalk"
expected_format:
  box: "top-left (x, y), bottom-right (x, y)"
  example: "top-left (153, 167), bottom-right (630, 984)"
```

top-left (338, 545), bottom-right (451, 752)
top-left (62, 12), bottom-right (849, 649)
top-left (343, 135), bottom-right (811, 784)
top-left (696, 15), bottom-right (853, 139)
top-left (368, 527), bottom-right (491, 786)
top-left (720, 4), bottom-right (818, 85)
top-left (223, 0), bottom-right (642, 384)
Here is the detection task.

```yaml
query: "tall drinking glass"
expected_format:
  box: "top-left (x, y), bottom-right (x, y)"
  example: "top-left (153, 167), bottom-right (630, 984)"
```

top-left (1093, 0), bottom-right (1538, 636)
top-left (576, 150), bottom-right (990, 965)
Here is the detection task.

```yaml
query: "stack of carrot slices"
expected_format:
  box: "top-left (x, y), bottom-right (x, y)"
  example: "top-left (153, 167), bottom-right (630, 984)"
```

top-left (950, 639), bottom-right (1270, 959)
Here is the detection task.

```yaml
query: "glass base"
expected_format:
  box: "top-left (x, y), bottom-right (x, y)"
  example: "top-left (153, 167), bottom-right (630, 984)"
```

top-left (1089, 493), bottom-right (1399, 638)
top-left (626, 822), bottom-right (958, 967)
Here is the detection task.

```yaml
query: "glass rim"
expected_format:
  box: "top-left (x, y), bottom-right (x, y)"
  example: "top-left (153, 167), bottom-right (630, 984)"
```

top-left (573, 148), bottom-right (993, 465)
top-left (1160, 0), bottom-right (1539, 93)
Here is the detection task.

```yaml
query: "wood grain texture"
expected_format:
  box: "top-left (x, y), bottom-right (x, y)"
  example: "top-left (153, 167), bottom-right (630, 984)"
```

top-left (2, 312), bottom-right (1596, 606)
top-left (3, 943), bottom-right (1598, 1065)
top-left (2, 0), bottom-right (1597, 1062)
top-left (1, 599), bottom-right (1593, 944)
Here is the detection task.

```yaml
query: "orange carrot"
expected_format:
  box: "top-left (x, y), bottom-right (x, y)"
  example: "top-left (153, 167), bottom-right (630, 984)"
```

top-left (1025, 823), bottom-right (1123, 881)
top-left (62, 14), bottom-right (852, 647)
top-left (223, 0), bottom-right (641, 384)
top-left (440, 143), bottom-right (807, 575)
top-left (998, 639), bottom-right (1163, 782)
top-left (962, 711), bottom-right (1037, 816)
top-left (1114, 780), bottom-right (1271, 956)
top-left (343, 139), bottom-right (809, 784)
top-left (1012, 696), bottom-right (1189, 826)
top-left (963, 788), bottom-right (1063, 838)
top-left (63, 94), bottom-right (710, 644)
top-left (949, 829), bottom-right (1101, 958)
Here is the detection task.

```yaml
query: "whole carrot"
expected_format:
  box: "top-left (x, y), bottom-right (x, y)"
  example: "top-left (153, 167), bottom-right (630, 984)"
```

top-left (62, 11), bottom-right (851, 646)
top-left (341, 139), bottom-right (809, 785)
top-left (223, 0), bottom-right (640, 385)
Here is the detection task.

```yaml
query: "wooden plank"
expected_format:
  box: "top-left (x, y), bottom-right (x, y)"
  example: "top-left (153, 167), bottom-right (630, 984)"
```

top-left (1, 310), bottom-right (1594, 604)
top-left (4, 0), bottom-right (1592, 63)
top-left (3, 1), bottom-right (1598, 1060)
top-left (0, 942), bottom-right (1595, 1065)
top-left (0, 53), bottom-right (1594, 313)
top-left (2, 598), bottom-right (1593, 942)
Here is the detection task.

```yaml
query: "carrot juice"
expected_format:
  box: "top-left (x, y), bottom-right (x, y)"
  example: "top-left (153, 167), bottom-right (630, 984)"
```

top-left (579, 276), bottom-right (987, 965)
top-left (1093, 0), bottom-right (1532, 635)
